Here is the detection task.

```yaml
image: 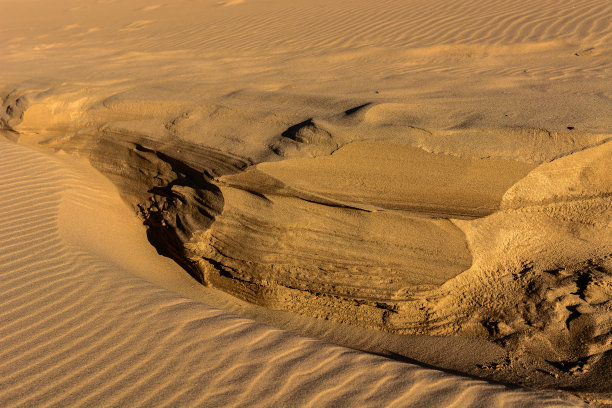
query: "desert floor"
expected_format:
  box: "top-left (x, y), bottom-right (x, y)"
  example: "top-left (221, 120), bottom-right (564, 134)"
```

top-left (1, 0), bottom-right (611, 406)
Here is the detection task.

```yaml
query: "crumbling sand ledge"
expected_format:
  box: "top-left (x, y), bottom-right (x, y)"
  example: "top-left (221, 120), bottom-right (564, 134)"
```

top-left (1, 0), bottom-right (611, 405)
top-left (4, 138), bottom-right (586, 407)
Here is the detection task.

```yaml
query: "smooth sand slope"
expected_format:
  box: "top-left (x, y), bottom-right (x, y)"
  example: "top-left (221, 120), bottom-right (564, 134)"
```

top-left (1, 0), bottom-right (611, 404)
top-left (0, 139), bottom-right (581, 407)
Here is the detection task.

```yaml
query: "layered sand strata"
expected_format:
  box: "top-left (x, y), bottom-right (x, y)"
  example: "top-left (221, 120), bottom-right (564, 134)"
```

top-left (1, 0), bottom-right (611, 403)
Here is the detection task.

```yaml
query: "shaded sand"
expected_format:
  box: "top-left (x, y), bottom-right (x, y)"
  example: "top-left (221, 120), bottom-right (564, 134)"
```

top-left (1, 0), bottom-right (611, 404)
top-left (0, 139), bottom-right (581, 407)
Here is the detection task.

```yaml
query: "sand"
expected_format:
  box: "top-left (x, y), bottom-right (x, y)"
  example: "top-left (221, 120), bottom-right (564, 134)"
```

top-left (1, 0), bottom-right (611, 405)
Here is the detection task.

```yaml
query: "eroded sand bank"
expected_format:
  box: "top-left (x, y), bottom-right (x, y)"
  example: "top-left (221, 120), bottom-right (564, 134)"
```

top-left (1, 0), bottom-right (611, 405)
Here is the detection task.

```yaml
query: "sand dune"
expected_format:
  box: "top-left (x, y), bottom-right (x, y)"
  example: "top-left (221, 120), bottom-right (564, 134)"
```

top-left (0, 139), bottom-right (582, 407)
top-left (1, 0), bottom-right (611, 405)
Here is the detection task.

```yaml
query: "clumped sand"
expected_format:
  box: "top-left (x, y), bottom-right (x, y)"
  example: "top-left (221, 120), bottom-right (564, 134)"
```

top-left (1, 0), bottom-right (611, 406)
